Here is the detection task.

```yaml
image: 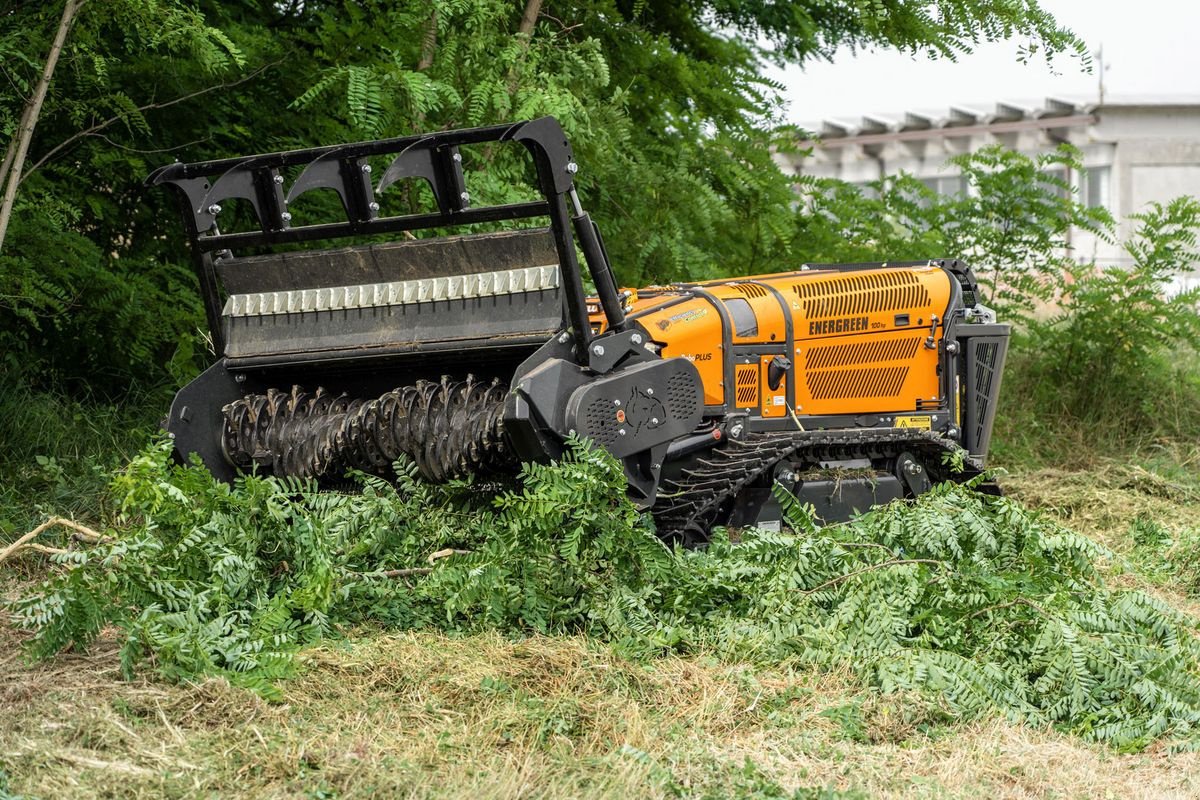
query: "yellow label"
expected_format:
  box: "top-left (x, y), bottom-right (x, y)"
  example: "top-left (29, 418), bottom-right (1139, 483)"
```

top-left (894, 415), bottom-right (932, 430)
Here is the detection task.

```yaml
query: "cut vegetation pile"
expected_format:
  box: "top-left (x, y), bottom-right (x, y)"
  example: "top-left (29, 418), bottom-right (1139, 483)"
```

top-left (8, 439), bottom-right (1200, 758)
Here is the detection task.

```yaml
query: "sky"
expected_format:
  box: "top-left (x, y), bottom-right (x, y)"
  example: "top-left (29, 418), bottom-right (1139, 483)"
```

top-left (768, 0), bottom-right (1200, 127)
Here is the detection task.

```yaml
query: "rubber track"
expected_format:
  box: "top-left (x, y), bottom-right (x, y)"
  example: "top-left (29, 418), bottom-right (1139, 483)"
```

top-left (651, 427), bottom-right (983, 537)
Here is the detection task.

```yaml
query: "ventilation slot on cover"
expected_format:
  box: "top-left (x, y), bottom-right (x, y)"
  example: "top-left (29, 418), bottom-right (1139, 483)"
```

top-left (735, 364), bottom-right (759, 407)
top-left (793, 271), bottom-right (930, 320)
top-left (729, 282), bottom-right (769, 298)
top-left (971, 342), bottom-right (998, 449)
top-left (807, 367), bottom-right (909, 400)
top-left (803, 336), bottom-right (922, 370)
top-left (584, 397), bottom-right (621, 448)
top-left (667, 371), bottom-right (699, 418)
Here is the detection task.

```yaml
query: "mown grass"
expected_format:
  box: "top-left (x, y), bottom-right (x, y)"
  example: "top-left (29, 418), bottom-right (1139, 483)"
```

top-left (5, 463), bottom-right (1200, 799)
top-left (3, 624), bottom-right (1200, 800)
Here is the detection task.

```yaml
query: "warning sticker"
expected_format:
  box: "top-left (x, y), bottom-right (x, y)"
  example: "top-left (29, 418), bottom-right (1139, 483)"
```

top-left (893, 415), bottom-right (932, 430)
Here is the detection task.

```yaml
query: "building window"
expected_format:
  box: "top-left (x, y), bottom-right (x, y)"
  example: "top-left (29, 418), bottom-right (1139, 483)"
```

top-left (1038, 168), bottom-right (1072, 200)
top-left (919, 175), bottom-right (967, 199)
top-left (1083, 166), bottom-right (1111, 210)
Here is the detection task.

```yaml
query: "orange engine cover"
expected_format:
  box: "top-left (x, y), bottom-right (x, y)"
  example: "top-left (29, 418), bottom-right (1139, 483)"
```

top-left (589, 263), bottom-right (954, 418)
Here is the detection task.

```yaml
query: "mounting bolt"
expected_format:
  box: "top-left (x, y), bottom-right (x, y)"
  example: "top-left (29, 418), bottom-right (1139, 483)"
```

top-left (945, 341), bottom-right (960, 354)
top-left (618, 429), bottom-right (626, 436)
top-left (557, 332), bottom-right (570, 344)
top-left (946, 425), bottom-right (960, 440)
top-left (368, 202), bottom-right (380, 213)
top-left (168, 431), bottom-right (176, 440)
top-left (645, 388), bottom-right (654, 396)
top-left (630, 333), bottom-right (643, 344)
top-left (566, 161), bottom-right (579, 174)
top-left (207, 204), bottom-right (222, 215)
top-left (613, 399), bottom-right (621, 407)
top-left (234, 374), bottom-right (246, 383)
top-left (273, 174), bottom-right (285, 185)
top-left (781, 470), bottom-right (797, 482)
top-left (905, 462), bottom-right (923, 475)
top-left (280, 211), bottom-right (292, 222)
top-left (361, 163), bottom-right (372, 173)
top-left (650, 417), bottom-right (659, 425)
top-left (460, 191), bottom-right (470, 204)
top-left (730, 422), bottom-right (744, 438)
top-left (592, 344), bottom-right (605, 356)
top-left (452, 152), bottom-right (463, 163)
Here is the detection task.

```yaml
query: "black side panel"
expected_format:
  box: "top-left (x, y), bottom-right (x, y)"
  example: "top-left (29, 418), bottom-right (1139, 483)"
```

top-left (165, 360), bottom-right (256, 482)
top-left (958, 323), bottom-right (1010, 461)
top-left (567, 358), bottom-right (703, 460)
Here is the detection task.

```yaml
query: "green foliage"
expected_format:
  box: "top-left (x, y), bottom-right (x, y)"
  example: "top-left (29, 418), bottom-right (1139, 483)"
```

top-left (794, 144), bottom-right (1113, 320)
top-left (1022, 198), bottom-right (1200, 428)
top-left (0, 0), bottom-right (1084, 394)
top-left (1131, 516), bottom-right (1200, 598)
top-left (13, 439), bottom-right (1200, 750)
top-left (0, 381), bottom-right (158, 539)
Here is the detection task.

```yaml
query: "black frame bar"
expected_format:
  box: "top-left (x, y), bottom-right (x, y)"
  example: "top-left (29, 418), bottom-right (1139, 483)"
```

top-left (148, 117), bottom-right (627, 361)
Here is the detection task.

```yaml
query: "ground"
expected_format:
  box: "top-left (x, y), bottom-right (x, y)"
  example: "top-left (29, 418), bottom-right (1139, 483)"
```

top-left (4, 463), bottom-right (1200, 799)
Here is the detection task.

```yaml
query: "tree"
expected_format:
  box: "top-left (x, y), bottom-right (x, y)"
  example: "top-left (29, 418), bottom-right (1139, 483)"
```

top-left (0, 0), bottom-right (1084, 394)
top-left (0, 0), bottom-right (83, 252)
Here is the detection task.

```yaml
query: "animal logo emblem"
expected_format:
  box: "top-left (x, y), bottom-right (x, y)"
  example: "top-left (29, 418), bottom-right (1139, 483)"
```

top-left (624, 387), bottom-right (667, 435)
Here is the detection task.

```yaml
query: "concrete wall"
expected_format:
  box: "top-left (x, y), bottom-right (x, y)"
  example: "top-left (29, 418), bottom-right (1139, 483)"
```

top-left (782, 102), bottom-right (1200, 286)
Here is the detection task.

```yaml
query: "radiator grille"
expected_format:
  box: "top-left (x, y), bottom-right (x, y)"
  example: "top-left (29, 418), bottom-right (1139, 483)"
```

top-left (970, 341), bottom-right (999, 450)
top-left (729, 282), bottom-right (768, 298)
top-left (793, 271), bottom-right (930, 319)
top-left (807, 367), bottom-right (909, 400)
top-left (958, 326), bottom-right (1010, 461)
top-left (803, 336), bottom-right (922, 370)
top-left (734, 364), bottom-right (759, 407)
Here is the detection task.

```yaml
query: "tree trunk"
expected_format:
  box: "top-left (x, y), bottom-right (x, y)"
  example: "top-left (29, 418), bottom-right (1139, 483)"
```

top-left (517, 0), bottom-right (542, 38)
top-left (417, 9), bottom-right (437, 71)
top-left (0, 0), bottom-right (85, 254)
top-left (506, 0), bottom-right (543, 94)
top-left (0, 138), bottom-right (17, 200)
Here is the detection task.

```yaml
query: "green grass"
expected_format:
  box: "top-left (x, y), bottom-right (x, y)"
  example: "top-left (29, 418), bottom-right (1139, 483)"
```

top-left (0, 382), bottom-right (159, 543)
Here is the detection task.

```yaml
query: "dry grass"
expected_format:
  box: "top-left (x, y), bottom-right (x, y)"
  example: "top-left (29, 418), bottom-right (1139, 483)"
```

top-left (5, 464), bottom-right (1200, 799)
top-left (5, 625), bottom-right (1200, 800)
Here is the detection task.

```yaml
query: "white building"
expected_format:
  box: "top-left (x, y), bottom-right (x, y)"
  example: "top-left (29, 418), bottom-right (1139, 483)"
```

top-left (778, 97), bottom-right (1200, 273)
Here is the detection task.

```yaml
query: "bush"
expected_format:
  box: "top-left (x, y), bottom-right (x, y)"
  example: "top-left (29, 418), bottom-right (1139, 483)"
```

top-left (12, 439), bottom-right (1200, 750)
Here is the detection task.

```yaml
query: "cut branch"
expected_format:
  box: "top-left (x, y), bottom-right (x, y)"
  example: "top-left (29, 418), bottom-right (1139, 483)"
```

top-left (375, 568), bottom-right (433, 578)
top-left (0, 516), bottom-right (103, 564)
top-left (427, 548), bottom-right (471, 564)
top-left (0, 0), bottom-right (85, 254)
top-left (802, 559), bottom-right (946, 595)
